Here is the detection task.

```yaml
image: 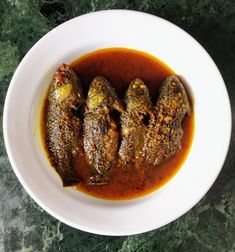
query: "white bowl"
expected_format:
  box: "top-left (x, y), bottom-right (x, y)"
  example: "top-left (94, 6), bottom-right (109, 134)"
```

top-left (3, 10), bottom-right (231, 235)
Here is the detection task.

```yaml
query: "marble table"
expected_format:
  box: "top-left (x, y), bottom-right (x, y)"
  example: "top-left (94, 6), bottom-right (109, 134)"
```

top-left (0, 1), bottom-right (234, 251)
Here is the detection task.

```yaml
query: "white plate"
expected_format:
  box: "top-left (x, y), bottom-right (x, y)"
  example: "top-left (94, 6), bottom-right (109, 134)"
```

top-left (3, 10), bottom-right (231, 235)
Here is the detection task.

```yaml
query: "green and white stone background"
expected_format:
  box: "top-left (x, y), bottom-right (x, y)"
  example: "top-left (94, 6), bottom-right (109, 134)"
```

top-left (0, 1), bottom-right (234, 251)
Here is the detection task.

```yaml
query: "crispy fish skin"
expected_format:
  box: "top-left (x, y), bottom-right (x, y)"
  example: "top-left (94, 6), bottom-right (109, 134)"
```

top-left (46, 64), bottom-right (84, 186)
top-left (143, 75), bottom-right (191, 165)
top-left (83, 77), bottom-right (124, 184)
top-left (119, 79), bottom-right (153, 164)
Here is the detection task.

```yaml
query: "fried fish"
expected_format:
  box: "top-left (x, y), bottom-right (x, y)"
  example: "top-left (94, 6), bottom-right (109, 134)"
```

top-left (119, 79), bottom-right (153, 165)
top-left (83, 77), bottom-right (124, 184)
top-left (143, 75), bottom-right (191, 165)
top-left (46, 64), bottom-right (84, 186)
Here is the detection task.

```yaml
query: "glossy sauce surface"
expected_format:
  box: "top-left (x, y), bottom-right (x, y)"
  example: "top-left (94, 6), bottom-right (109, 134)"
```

top-left (43, 48), bottom-right (194, 200)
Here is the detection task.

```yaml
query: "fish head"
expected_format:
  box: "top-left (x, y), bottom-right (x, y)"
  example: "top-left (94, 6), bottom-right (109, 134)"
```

top-left (126, 78), bottom-right (152, 113)
top-left (50, 64), bottom-right (84, 107)
top-left (158, 75), bottom-right (191, 118)
top-left (87, 76), bottom-right (124, 112)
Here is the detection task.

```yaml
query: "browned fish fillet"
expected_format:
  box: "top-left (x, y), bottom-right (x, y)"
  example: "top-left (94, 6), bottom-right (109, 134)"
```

top-left (46, 63), bottom-right (84, 186)
top-left (143, 75), bottom-right (191, 165)
top-left (119, 79), bottom-right (153, 164)
top-left (83, 76), bottom-right (124, 184)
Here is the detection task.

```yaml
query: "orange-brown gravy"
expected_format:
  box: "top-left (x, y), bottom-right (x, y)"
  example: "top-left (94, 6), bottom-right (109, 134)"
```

top-left (43, 48), bottom-right (194, 200)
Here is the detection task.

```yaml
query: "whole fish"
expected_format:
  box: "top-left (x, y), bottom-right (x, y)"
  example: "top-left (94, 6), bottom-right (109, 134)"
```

top-left (46, 63), bottom-right (84, 186)
top-left (119, 79), bottom-right (153, 164)
top-left (83, 76), bottom-right (124, 184)
top-left (143, 75), bottom-right (191, 165)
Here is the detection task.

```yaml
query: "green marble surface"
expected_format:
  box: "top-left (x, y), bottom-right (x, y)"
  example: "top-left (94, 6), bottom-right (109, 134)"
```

top-left (0, 0), bottom-right (234, 251)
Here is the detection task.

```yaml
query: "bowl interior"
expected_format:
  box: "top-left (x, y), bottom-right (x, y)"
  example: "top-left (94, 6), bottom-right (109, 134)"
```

top-left (3, 10), bottom-right (231, 235)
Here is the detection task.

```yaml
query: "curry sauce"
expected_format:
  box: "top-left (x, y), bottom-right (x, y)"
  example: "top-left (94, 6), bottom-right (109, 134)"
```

top-left (42, 48), bottom-right (194, 200)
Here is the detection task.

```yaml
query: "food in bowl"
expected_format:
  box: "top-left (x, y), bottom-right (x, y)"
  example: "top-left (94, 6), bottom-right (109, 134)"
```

top-left (4, 10), bottom-right (230, 235)
top-left (41, 47), bottom-right (194, 200)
